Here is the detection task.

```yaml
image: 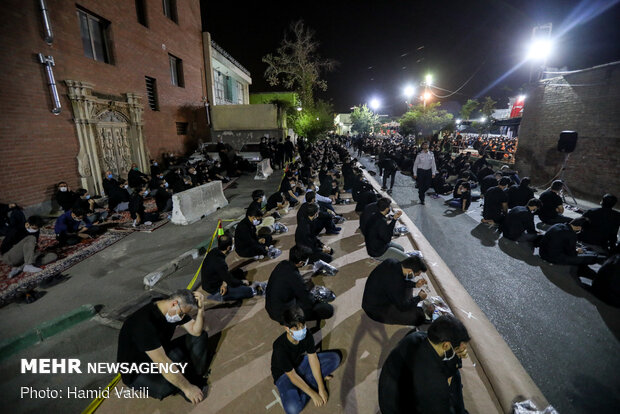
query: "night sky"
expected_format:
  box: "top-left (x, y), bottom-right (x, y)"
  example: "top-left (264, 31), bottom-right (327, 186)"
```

top-left (201, 0), bottom-right (620, 115)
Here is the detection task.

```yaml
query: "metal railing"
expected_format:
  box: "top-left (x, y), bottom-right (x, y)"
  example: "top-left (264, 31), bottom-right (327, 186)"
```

top-left (210, 39), bottom-right (251, 77)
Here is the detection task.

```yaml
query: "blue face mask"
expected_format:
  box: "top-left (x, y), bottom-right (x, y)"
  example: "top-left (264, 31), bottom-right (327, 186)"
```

top-left (164, 182), bottom-right (169, 188)
top-left (143, 190), bottom-right (149, 196)
top-left (153, 162), bottom-right (158, 166)
top-left (290, 326), bottom-right (307, 341)
top-left (85, 195), bottom-right (91, 200)
top-left (107, 174), bottom-right (113, 179)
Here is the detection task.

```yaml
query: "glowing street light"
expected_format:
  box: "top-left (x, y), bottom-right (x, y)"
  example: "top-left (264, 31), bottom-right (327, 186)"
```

top-left (425, 74), bottom-right (433, 85)
top-left (456, 119), bottom-right (462, 124)
top-left (403, 85), bottom-right (415, 98)
top-left (296, 106), bottom-right (302, 111)
top-left (369, 98), bottom-right (381, 111)
top-left (518, 95), bottom-right (526, 102)
top-left (479, 117), bottom-right (487, 123)
top-left (527, 39), bottom-right (553, 61)
top-left (423, 92), bottom-right (431, 101)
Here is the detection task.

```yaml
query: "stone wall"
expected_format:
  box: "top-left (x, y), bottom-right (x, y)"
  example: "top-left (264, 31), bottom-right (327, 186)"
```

top-left (516, 62), bottom-right (620, 201)
top-left (0, 0), bottom-right (207, 210)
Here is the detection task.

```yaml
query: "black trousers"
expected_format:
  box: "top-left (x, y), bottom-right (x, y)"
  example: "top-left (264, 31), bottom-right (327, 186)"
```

top-left (416, 168), bottom-right (433, 202)
top-left (309, 251), bottom-right (333, 264)
top-left (383, 169), bottom-right (396, 189)
top-left (364, 304), bottom-right (426, 327)
top-left (127, 331), bottom-right (209, 400)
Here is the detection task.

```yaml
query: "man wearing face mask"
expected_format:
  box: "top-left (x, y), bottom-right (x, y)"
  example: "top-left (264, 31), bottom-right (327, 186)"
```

top-left (265, 246), bottom-right (334, 324)
top-left (362, 256), bottom-right (428, 326)
top-left (117, 289), bottom-right (209, 404)
top-left (107, 179), bottom-right (131, 213)
top-left (234, 206), bottom-right (272, 259)
top-left (365, 198), bottom-right (407, 261)
top-left (102, 171), bottom-right (120, 196)
top-left (54, 208), bottom-right (99, 246)
top-left (1, 215), bottom-right (57, 278)
top-left (271, 305), bottom-right (341, 414)
top-left (378, 315), bottom-right (471, 414)
top-left (200, 233), bottom-right (264, 301)
top-left (129, 185), bottom-right (159, 227)
top-left (503, 198), bottom-right (543, 243)
top-left (248, 189), bottom-right (276, 230)
top-left (128, 162), bottom-right (150, 188)
top-left (55, 181), bottom-right (79, 211)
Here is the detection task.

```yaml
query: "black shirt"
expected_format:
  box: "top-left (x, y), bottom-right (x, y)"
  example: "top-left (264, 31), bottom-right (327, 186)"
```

top-left (56, 190), bottom-right (79, 211)
top-left (480, 174), bottom-right (498, 195)
top-left (234, 217), bottom-right (266, 258)
top-left (295, 216), bottom-right (323, 253)
top-left (538, 190), bottom-right (563, 222)
top-left (378, 331), bottom-right (463, 414)
top-left (482, 186), bottom-right (507, 221)
top-left (539, 223), bottom-right (577, 263)
top-left (271, 331), bottom-right (316, 382)
top-left (265, 260), bottom-right (315, 323)
top-left (117, 301), bottom-right (190, 384)
top-left (355, 190), bottom-right (378, 213)
top-left (201, 249), bottom-right (242, 294)
top-left (128, 192), bottom-right (145, 220)
top-left (579, 207), bottom-right (620, 251)
top-left (506, 184), bottom-right (534, 208)
top-left (365, 213), bottom-right (397, 257)
top-left (266, 192), bottom-right (284, 211)
top-left (362, 259), bottom-right (419, 319)
top-left (1, 226), bottom-right (39, 254)
top-left (360, 202), bottom-right (380, 236)
top-left (503, 206), bottom-right (536, 240)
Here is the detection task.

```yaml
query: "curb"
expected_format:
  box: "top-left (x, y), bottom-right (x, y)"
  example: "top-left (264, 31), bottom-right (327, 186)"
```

top-left (0, 304), bottom-right (96, 363)
top-left (143, 218), bottom-right (241, 288)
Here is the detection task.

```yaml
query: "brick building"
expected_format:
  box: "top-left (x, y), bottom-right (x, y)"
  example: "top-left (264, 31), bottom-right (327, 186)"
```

top-left (516, 61), bottom-right (620, 202)
top-left (0, 0), bottom-right (208, 212)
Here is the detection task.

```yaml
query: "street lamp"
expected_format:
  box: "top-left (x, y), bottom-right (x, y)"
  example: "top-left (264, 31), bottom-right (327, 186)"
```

top-left (456, 119), bottom-right (462, 124)
top-left (369, 98), bottom-right (380, 111)
top-left (403, 85), bottom-right (415, 98)
top-left (425, 74), bottom-right (433, 85)
top-left (527, 39), bottom-right (553, 61)
top-left (479, 116), bottom-right (487, 123)
top-left (296, 107), bottom-right (302, 111)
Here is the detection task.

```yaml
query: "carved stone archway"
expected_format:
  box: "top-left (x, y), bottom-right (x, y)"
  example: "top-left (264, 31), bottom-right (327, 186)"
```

top-left (65, 80), bottom-right (149, 196)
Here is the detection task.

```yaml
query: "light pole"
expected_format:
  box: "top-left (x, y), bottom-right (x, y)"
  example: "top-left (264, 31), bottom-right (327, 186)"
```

top-left (403, 85), bottom-right (415, 108)
top-left (527, 23), bottom-right (553, 82)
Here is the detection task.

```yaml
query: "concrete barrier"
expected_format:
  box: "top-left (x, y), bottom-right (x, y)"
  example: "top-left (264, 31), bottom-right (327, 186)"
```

top-left (254, 159), bottom-right (273, 180)
top-left (171, 181), bottom-right (228, 225)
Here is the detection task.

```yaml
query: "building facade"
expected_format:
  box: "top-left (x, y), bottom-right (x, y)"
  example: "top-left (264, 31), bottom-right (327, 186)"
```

top-left (0, 0), bottom-right (208, 211)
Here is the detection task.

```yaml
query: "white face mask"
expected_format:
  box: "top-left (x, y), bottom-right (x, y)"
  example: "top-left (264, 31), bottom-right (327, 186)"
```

top-left (26, 227), bottom-right (38, 234)
top-left (302, 258), bottom-right (309, 267)
top-left (443, 344), bottom-right (456, 361)
top-left (252, 219), bottom-right (260, 226)
top-left (165, 304), bottom-right (183, 323)
top-left (59, 187), bottom-right (68, 192)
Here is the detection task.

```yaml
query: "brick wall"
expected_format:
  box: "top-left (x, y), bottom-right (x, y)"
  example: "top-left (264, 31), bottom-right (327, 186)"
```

top-left (0, 0), bottom-right (208, 210)
top-left (516, 62), bottom-right (620, 202)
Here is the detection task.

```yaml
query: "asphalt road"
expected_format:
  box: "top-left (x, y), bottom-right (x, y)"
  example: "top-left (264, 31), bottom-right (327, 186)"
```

top-left (357, 154), bottom-right (620, 414)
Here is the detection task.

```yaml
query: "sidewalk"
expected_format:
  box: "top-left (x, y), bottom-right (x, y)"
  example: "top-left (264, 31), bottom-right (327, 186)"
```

top-left (0, 172), bottom-right (284, 341)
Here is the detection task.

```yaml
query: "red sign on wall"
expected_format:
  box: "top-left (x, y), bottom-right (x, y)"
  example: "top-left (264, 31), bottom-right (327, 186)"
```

top-left (510, 97), bottom-right (525, 118)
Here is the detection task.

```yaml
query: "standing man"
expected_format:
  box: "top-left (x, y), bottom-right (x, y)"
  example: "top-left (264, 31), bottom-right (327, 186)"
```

top-left (116, 290), bottom-right (208, 404)
top-left (412, 142), bottom-right (437, 205)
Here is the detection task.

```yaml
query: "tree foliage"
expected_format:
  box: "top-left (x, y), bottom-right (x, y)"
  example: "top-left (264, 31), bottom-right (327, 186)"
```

top-left (399, 102), bottom-right (454, 137)
top-left (350, 105), bottom-right (379, 135)
top-left (262, 20), bottom-right (336, 107)
top-left (460, 99), bottom-right (479, 120)
top-left (480, 96), bottom-right (497, 119)
top-left (290, 100), bottom-right (334, 142)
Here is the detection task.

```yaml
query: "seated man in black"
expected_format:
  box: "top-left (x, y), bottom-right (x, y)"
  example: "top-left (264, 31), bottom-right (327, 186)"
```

top-left (266, 191), bottom-right (290, 215)
top-left (578, 193), bottom-right (620, 253)
top-left (480, 171), bottom-right (502, 196)
top-left (539, 217), bottom-right (600, 265)
top-left (481, 177), bottom-right (510, 226)
top-left (362, 255), bottom-right (429, 326)
top-left (359, 197), bottom-right (387, 236)
top-left (154, 179), bottom-right (173, 215)
top-left (107, 179), bottom-right (131, 213)
top-left (538, 180), bottom-right (572, 224)
top-left (271, 305), bottom-right (340, 414)
top-left (378, 315), bottom-right (470, 414)
top-left (129, 186), bottom-right (159, 227)
top-left (128, 163), bottom-right (150, 189)
top-left (117, 289), bottom-right (208, 404)
top-left (432, 170), bottom-right (453, 195)
top-left (447, 181), bottom-right (472, 212)
top-left (54, 208), bottom-right (101, 246)
top-left (265, 246), bottom-right (334, 324)
top-left (102, 171), bottom-right (120, 196)
top-left (55, 181), bottom-right (79, 211)
top-left (280, 171), bottom-right (303, 207)
top-left (506, 177), bottom-right (534, 208)
top-left (295, 203), bottom-right (333, 263)
top-left (1, 215), bottom-right (57, 278)
top-left (74, 189), bottom-right (108, 223)
top-left (297, 192), bottom-right (340, 236)
top-left (234, 206), bottom-right (272, 259)
top-left (200, 233), bottom-right (263, 301)
top-left (365, 198), bottom-right (407, 261)
top-left (503, 198), bottom-right (543, 243)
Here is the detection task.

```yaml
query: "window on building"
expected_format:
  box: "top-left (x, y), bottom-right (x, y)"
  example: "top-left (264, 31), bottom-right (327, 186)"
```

top-left (169, 54), bottom-right (184, 87)
top-left (145, 76), bottom-right (159, 111)
top-left (135, 0), bottom-right (148, 27)
top-left (162, 0), bottom-right (177, 23)
top-left (77, 8), bottom-right (112, 64)
top-left (236, 81), bottom-right (244, 104)
top-left (176, 122), bottom-right (188, 135)
top-left (214, 70), bottom-right (225, 103)
top-left (224, 76), bottom-right (233, 102)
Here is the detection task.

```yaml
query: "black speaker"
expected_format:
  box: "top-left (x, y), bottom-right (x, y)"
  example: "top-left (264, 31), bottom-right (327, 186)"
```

top-left (558, 131), bottom-right (578, 153)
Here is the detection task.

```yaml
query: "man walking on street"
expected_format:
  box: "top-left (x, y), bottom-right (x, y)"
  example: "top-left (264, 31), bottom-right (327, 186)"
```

top-left (413, 142), bottom-right (437, 205)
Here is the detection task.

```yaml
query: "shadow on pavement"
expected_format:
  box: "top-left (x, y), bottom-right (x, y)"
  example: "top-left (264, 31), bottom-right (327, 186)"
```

top-left (470, 223), bottom-right (500, 247)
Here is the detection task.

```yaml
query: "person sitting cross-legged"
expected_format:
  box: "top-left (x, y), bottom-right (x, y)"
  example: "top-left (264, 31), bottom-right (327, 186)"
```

top-left (200, 233), bottom-right (264, 301)
top-left (538, 180), bottom-right (572, 225)
top-left (234, 205), bottom-right (273, 260)
top-left (481, 177), bottom-right (510, 226)
top-left (539, 217), bottom-right (602, 265)
top-left (129, 186), bottom-right (160, 227)
top-left (271, 305), bottom-right (341, 414)
top-left (265, 245), bottom-right (334, 325)
top-left (578, 193), bottom-right (620, 254)
top-left (54, 208), bottom-right (101, 246)
top-left (378, 315), bottom-right (471, 414)
top-left (502, 198), bottom-right (543, 243)
top-left (1, 215), bottom-right (57, 278)
top-left (295, 203), bottom-right (333, 264)
top-left (365, 198), bottom-right (408, 261)
top-left (362, 255), bottom-right (429, 326)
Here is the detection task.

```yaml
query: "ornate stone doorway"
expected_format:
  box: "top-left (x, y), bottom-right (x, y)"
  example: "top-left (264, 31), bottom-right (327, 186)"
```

top-left (65, 80), bottom-right (149, 195)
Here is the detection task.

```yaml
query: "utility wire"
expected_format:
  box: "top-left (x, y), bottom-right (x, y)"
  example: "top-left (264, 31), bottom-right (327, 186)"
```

top-left (429, 62), bottom-right (486, 98)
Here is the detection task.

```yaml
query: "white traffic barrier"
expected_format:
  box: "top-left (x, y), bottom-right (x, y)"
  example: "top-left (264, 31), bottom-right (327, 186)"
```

top-left (171, 181), bottom-right (228, 225)
top-left (254, 158), bottom-right (273, 180)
